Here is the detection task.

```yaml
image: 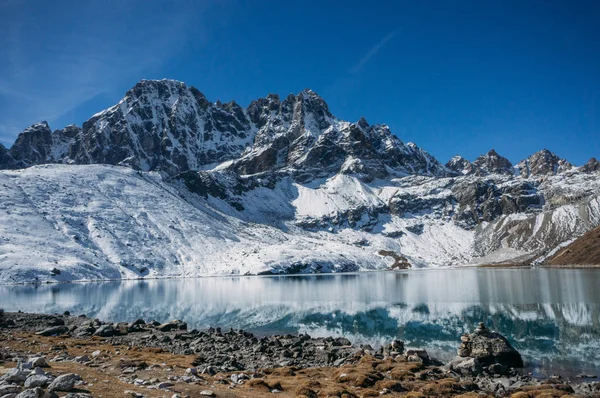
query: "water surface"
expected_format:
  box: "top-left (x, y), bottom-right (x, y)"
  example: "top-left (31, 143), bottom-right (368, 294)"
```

top-left (2, 268), bottom-right (599, 378)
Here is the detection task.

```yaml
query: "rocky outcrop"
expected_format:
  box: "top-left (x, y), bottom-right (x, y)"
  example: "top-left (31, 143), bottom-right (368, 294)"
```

top-left (457, 322), bottom-right (523, 369)
top-left (452, 179), bottom-right (543, 226)
top-left (516, 149), bottom-right (572, 177)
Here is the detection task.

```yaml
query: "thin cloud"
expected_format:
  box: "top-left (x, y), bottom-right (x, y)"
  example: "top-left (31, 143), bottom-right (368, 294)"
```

top-left (350, 30), bottom-right (400, 74)
top-left (0, 1), bottom-right (216, 146)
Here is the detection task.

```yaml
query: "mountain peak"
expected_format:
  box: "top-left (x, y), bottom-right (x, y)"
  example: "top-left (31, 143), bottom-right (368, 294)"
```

top-left (473, 149), bottom-right (513, 175)
top-left (446, 155), bottom-right (477, 175)
top-left (580, 157), bottom-right (600, 173)
top-left (516, 149), bottom-right (572, 177)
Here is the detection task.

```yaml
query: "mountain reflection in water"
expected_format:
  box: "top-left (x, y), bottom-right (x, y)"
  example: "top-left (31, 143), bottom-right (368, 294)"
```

top-left (2, 268), bottom-right (599, 377)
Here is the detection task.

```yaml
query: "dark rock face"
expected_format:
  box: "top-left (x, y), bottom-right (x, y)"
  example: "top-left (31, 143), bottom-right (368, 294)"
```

top-left (452, 179), bottom-right (543, 226)
top-left (457, 323), bottom-right (523, 369)
top-left (5, 122), bottom-right (57, 168)
top-left (473, 149), bottom-right (514, 175)
top-left (581, 157), bottom-right (600, 173)
top-left (516, 149), bottom-right (572, 177)
top-left (0, 143), bottom-right (16, 168)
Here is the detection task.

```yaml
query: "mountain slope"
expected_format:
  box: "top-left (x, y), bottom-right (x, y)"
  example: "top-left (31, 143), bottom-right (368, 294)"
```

top-left (545, 226), bottom-right (600, 266)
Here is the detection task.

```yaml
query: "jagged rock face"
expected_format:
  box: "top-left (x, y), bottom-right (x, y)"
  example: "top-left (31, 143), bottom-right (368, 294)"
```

top-left (452, 179), bottom-right (543, 226)
top-left (232, 92), bottom-right (447, 179)
top-left (516, 149), bottom-right (572, 177)
top-left (1, 80), bottom-right (447, 179)
top-left (472, 150), bottom-right (514, 175)
top-left (68, 80), bottom-right (253, 174)
top-left (581, 157), bottom-right (600, 173)
top-left (6, 122), bottom-right (55, 168)
top-left (446, 156), bottom-right (477, 175)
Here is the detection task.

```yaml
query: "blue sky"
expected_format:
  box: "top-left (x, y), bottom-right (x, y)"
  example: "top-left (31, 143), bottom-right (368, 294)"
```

top-left (1, 0), bottom-right (598, 165)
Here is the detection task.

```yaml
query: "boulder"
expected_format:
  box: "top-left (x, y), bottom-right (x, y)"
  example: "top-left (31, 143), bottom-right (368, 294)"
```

top-left (444, 356), bottom-right (483, 375)
top-left (458, 323), bottom-right (523, 369)
top-left (24, 358), bottom-right (47, 369)
top-left (47, 373), bottom-right (81, 392)
top-left (93, 324), bottom-right (116, 337)
top-left (35, 326), bottom-right (68, 336)
top-left (15, 388), bottom-right (44, 398)
top-left (24, 375), bottom-right (51, 388)
top-left (157, 320), bottom-right (187, 332)
top-left (1, 368), bottom-right (29, 383)
top-left (0, 384), bottom-right (22, 395)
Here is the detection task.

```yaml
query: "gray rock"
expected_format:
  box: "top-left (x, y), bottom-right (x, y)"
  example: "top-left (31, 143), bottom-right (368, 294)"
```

top-left (0, 385), bottom-right (22, 395)
top-left (458, 323), bottom-right (523, 369)
top-left (35, 326), bottom-right (68, 337)
top-left (15, 388), bottom-right (44, 398)
top-left (93, 324), bottom-right (116, 337)
top-left (1, 369), bottom-right (29, 383)
top-left (47, 373), bottom-right (81, 392)
top-left (198, 391), bottom-right (215, 397)
top-left (24, 358), bottom-right (47, 369)
top-left (64, 394), bottom-right (94, 398)
top-left (24, 375), bottom-right (51, 388)
top-left (74, 355), bottom-right (89, 363)
top-left (445, 356), bottom-right (483, 375)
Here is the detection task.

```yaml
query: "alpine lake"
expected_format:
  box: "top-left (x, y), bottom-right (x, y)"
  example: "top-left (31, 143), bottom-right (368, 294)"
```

top-left (2, 268), bottom-right (599, 378)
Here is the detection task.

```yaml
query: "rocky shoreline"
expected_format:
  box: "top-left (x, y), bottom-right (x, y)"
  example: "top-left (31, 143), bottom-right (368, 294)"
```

top-left (1, 311), bottom-right (599, 397)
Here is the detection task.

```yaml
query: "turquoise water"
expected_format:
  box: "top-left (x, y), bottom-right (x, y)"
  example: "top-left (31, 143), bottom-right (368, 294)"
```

top-left (2, 268), bottom-right (599, 377)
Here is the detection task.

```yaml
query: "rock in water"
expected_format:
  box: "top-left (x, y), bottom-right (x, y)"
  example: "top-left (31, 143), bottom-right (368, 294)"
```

top-left (458, 322), bottom-right (523, 368)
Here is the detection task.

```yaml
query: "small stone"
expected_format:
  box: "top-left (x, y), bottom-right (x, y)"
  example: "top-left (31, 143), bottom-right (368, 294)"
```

top-left (75, 355), bottom-right (90, 363)
top-left (124, 391), bottom-right (145, 397)
top-left (157, 382), bottom-right (173, 389)
top-left (91, 350), bottom-right (101, 358)
top-left (199, 391), bottom-right (215, 397)
top-left (185, 368), bottom-right (197, 376)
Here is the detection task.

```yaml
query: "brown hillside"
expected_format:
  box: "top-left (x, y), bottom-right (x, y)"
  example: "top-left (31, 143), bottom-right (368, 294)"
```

top-left (547, 226), bottom-right (600, 265)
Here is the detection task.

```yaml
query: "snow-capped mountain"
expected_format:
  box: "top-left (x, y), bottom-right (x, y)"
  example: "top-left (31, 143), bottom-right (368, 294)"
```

top-left (0, 79), bottom-right (599, 283)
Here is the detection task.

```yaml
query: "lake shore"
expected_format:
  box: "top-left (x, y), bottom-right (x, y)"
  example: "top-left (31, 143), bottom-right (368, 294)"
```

top-left (1, 312), bottom-right (599, 397)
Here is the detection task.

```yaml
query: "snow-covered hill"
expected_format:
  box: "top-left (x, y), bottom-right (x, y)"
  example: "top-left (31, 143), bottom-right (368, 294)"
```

top-left (0, 79), bottom-right (599, 283)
